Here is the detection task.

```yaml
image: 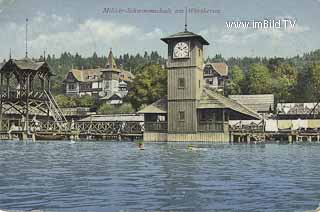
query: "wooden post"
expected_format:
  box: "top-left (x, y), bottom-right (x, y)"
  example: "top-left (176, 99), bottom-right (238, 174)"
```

top-left (308, 136), bottom-right (312, 143)
top-left (246, 135), bottom-right (250, 144)
top-left (317, 135), bottom-right (319, 143)
top-left (288, 135), bottom-right (292, 144)
top-left (25, 73), bottom-right (30, 134)
top-left (46, 75), bottom-right (50, 121)
top-left (6, 74), bottom-right (9, 99)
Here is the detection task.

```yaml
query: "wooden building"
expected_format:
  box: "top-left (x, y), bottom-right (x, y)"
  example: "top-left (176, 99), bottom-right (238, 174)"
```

top-left (203, 63), bottom-right (228, 91)
top-left (0, 57), bottom-right (67, 134)
top-left (139, 28), bottom-right (260, 142)
top-left (229, 94), bottom-right (274, 115)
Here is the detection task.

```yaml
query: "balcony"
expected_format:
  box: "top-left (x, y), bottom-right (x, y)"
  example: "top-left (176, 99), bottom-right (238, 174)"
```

top-left (144, 122), bottom-right (167, 132)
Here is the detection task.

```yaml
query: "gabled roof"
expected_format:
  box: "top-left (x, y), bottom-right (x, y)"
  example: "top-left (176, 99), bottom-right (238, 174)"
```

top-left (101, 92), bottom-right (124, 100)
top-left (138, 97), bottom-right (168, 114)
top-left (198, 89), bottom-right (261, 120)
top-left (120, 70), bottom-right (135, 82)
top-left (65, 68), bottom-right (103, 82)
top-left (204, 63), bottom-right (228, 76)
top-left (161, 30), bottom-right (209, 45)
top-left (0, 58), bottom-right (52, 74)
top-left (229, 94), bottom-right (274, 112)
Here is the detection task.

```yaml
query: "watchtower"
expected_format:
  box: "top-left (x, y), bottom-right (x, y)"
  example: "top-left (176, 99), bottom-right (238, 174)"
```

top-left (161, 29), bottom-right (209, 133)
top-left (0, 57), bottom-right (67, 134)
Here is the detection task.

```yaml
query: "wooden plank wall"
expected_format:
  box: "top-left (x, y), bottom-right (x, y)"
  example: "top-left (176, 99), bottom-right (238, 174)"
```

top-left (168, 100), bottom-right (198, 133)
top-left (143, 132), bottom-right (230, 143)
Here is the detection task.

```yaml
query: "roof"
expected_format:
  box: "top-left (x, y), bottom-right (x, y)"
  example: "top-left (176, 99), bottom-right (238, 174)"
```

top-left (204, 63), bottom-right (228, 76)
top-left (198, 89), bottom-right (261, 119)
top-left (119, 81), bottom-right (127, 87)
top-left (120, 70), bottom-right (135, 82)
top-left (138, 97), bottom-right (168, 114)
top-left (277, 103), bottom-right (320, 115)
top-left (102, 48), bottom-right (121, 73)
top-left (101, 92), bottom-right (124, 100)
top-left (0, 58), bottom-right (52, 74)
top-left (161, 30), bottom-right (209, 45)
top-left (229, 94), bottom-right (274, 112)
top-left (139, 90), bottom-right (260, 119)
top-left (79, 114), bottom-right (144, 122)
top-left (66, 68), bottom-right (103, 82)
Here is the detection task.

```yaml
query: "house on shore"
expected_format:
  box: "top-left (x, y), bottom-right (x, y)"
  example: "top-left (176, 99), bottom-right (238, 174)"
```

top-left (138, 27), bottom-right (260, 142)
top-left (63, 49), bottom-right (134, 104)
top-left (203, 63), bottom-right (228, 92)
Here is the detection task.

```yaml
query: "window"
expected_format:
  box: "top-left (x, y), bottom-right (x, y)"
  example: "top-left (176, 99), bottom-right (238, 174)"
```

top-left (178, 78), bottom-right (185, 88)
top-left (179, 111), bottom-right (185, 121)
top-left (68, 83), bottom-right (75, 90)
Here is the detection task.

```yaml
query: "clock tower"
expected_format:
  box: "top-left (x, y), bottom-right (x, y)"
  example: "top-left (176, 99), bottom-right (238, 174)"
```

top-left (161, 29), bottom-right (209, 134)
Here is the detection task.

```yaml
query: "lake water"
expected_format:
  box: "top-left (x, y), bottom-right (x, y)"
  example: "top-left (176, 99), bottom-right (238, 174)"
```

top-left (0, 141), bottom-right (320, 212)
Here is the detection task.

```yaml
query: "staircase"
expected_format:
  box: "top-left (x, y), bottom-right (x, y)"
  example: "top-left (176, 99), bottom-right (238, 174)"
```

top-left (44, 90), bottom-right (68, 130)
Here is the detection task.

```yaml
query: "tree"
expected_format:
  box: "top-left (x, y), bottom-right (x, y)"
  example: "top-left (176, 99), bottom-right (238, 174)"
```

top-left (309, 63), bottom-right (320, 100)
top-left (55, 95), bottom-right (76, 107)
top-left (126, 64), bottom-right (167, 110)
top-left (74, 95), bottom-right (96, 107)
top-left (97, 103), bottom-right (134, 114)
top-left (247, 63), bottom-right (272, 94)
top-left (227, 65), bottom-right (245, 95)
top-left (271, 63), bottom-right (297, 102)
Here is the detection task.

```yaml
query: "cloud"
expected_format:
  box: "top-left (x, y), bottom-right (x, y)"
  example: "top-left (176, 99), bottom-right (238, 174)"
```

top-left (202, 18), bottom-right (310, 46)
top-left (139, 28), bottom-right (163, 40)
top-left (0, 13), bottom-right (166, 58)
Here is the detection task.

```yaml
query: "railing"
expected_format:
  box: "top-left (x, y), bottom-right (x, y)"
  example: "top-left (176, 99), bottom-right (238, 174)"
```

top-left (198, 121), bottom-right (228, 132)
top-left (144, 122), bottom-right (167, 132)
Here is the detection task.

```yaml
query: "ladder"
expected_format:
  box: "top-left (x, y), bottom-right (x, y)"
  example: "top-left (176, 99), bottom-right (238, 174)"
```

top-left (44, 90), bottom-right (68, 130)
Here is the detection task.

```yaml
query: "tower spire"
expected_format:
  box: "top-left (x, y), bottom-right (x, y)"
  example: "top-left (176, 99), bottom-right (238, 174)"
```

top-left (9, 48), bottom-right (11, 60)
top-left (25, 18), bottom-right (28, 58)
top-left (184, 7), bottom-right (188, 32)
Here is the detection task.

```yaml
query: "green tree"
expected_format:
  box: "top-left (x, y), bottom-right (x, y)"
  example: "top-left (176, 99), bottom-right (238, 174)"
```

top-left (74, 95), bottom-right (95, 107)
top-left (271, 63), bottom-right (297, 102)
top-left (126, 64), bottom-right (167, 110)
top-left (97, 103), bottom-right (134, 114)
top-left (55, 95), bottom-right (76, 107)
top-left (309, 63), bottom-right (320, 100)
top-left (97, 104), bottom-right (114, 114)
top-left (227, 65), bottom-right (245, 95)
top-left (247, 63), bottom-right (272, 94)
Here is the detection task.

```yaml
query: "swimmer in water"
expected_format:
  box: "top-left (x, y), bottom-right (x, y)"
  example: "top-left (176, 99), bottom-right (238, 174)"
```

top-left (138, 141), bottom-right (145, 150)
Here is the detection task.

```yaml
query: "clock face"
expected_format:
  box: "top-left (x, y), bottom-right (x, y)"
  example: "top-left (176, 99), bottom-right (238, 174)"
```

top-left (173, 42), bottom-right (189, 58)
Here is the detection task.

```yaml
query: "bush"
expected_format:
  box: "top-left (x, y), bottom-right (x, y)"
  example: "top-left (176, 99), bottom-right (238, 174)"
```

top-left (97, 103), bottom-right (134, 114)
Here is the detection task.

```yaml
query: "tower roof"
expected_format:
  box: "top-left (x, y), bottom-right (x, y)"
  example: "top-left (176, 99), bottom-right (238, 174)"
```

top-left (161, 30), bottom-right (209, 45)
top-left (105, 48), bottom-right (118, 69)
top-left (102, 48), bottom-right (120, 73)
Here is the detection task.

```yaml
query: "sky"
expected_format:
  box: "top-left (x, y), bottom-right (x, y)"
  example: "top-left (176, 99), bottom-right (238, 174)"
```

top-left (0, 0), bottom-right (319, 60)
